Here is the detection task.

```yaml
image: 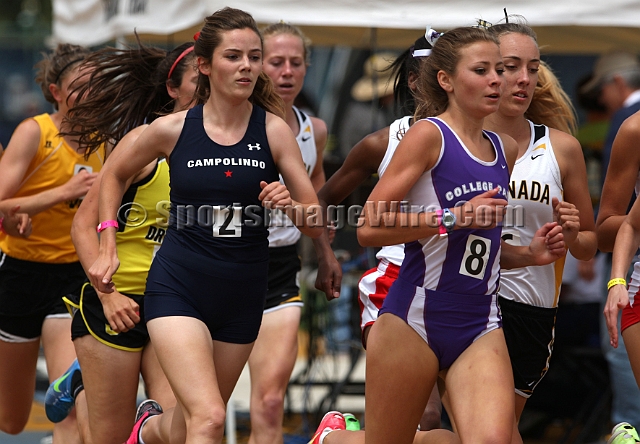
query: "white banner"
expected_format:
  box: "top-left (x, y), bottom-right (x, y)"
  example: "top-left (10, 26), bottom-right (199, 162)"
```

top-left (53, 0), bottom-right (208, 46)
top-left (218, 0), bottom-right (640, 29)
top-left (52, 0), bottom-right (640, 53)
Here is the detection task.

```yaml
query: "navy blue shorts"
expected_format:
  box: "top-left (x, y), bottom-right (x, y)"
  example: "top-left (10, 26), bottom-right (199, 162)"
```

top-left (380, 277), bottom-right (502, 370)
top-left (145, 247), bottom-right (268, 344)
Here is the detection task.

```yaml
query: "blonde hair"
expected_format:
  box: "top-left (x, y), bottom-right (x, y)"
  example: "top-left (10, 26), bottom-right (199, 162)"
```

top-left (526, 61), bottom-right (577, 135)
top-left (489, 21), bottom-right (577, 135)
top-left (261, 22), bottom-right (312, 66)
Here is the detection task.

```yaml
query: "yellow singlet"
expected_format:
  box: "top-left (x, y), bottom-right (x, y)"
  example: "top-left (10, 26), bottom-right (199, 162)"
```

top-left (112, 159), bottom-right (170, 295)
top-left (0, 114), bottom-right (104, 263)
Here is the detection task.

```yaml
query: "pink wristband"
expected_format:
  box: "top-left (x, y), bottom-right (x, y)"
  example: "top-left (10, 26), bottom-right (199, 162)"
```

top-left (96, 220), bottom-right (119, 233)
top-left (435, 209), bottom-right (446, 236)
top-left (0, 217), bottom-right (4, 234)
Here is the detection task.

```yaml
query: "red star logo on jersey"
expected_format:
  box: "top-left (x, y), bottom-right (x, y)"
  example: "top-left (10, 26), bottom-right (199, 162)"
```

top-left (225, 170), bottom-right (233, 177)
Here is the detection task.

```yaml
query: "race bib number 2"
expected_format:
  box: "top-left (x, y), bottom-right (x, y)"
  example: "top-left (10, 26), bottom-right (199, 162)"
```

top-left (213, 206), bottom-right (242, 237)
top-left (459, 234), bottom-right (491, 280)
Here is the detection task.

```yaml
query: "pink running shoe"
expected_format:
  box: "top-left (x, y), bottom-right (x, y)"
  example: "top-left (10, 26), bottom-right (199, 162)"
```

top-left (308, 411), bottom-right (346, 444)
top-left (125, 399), bottom-right (163, 444)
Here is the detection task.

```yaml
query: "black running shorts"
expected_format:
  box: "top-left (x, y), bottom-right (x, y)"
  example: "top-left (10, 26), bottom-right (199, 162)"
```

top-left (0, 251), bottom-right (84, 341)
top-left (499, 295), bottom-right (557, 398)
top-left (67, 283), bottom-right (149, 351)
top-left (265, 244), bottom-right (302, 312)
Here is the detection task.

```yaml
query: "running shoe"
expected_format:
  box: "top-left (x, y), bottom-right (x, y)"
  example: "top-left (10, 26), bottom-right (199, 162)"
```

top-left (612, 423), bottom-right (640, 442)
top-left (44, 359), bottom-right (82, 423)
top-left (308, 411), bottom-right (346, 444)
top-left (609, 423), bottom-right (640, 444)
top-left (343, 413), bottom-right (360, 431)
top-left (125, 399), bottom-right (163, 444)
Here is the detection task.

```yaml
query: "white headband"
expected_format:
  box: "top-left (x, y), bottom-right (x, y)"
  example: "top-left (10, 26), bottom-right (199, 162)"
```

top-left (412, 48), bottom-right (432, 58)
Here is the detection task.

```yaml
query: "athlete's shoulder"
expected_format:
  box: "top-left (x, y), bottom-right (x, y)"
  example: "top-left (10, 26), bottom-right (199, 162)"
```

top-left (5, 116), bottom-right (42, 157)
top-left (120, 124), bottom-right (149, 144)
top-left (133, 112), bottom-right (187, 160)
top-left (13, 115), bottom-right (42, 138)
top-left (30, 113), bottom-right (51, 126)
top-left (404, 118), bottom-right (444, 146)
top-left (363, 125), bottom-right (391, 148)
top-left (547, 127), bottom-right (581, 156)
top-left (309, 116), bottom-right (327, 138)
top-left (265, 110), bottom-right (287, 129)
top-left (112, 124), bottom-right (150, 154)
top-left (618, 109), bottom-right (640, 135)
top-left (346, 125), bottom-right (391, 167)
top-left (147, 111), bottom-right (187, 137)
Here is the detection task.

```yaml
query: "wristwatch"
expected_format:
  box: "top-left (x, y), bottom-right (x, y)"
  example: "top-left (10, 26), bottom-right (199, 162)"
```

top-left (439, 208), bottom-right (456, 236)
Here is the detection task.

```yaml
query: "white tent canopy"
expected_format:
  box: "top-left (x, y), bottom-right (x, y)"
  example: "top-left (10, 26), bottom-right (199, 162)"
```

top-left (53, 0), bottom-right (640, 53)
top-left (225, 0), bottom-right (640, 28)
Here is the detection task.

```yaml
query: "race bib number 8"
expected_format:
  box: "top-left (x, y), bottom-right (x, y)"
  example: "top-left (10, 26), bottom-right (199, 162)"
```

top-left (213, 205), bottom-right (242, 237)
top-left (459, 234), bottom-right (491, 280)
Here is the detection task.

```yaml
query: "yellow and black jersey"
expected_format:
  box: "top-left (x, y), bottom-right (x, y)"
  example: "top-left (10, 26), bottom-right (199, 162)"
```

top-left (0, 113), bottom-right (104, 263)
top-left (112, 159), bottom-right (170, 295)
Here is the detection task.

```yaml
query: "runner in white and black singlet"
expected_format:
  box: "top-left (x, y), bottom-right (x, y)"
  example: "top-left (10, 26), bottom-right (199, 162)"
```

top-left (484, 21), bottom-right (596, 444)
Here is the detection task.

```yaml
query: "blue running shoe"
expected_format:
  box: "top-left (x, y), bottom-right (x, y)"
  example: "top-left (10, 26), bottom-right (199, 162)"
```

top-left (44, 359), bottom-right (82, 423)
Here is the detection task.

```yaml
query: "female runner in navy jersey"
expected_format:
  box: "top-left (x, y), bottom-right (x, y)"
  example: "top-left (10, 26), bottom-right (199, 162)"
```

top-left (89, 7), bottom-right (322, 444)
top-left (357, 26), bottom-right (563, 444)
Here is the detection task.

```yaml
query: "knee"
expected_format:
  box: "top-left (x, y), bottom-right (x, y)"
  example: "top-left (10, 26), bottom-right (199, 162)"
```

top-left (478, 429), bottom-right (512, 444)
top-left (187, 406), bottom-right (226, 440)
top-left (255, 391), bottom-right (285, 425)
top-left (261, 390), bottom-right (285, 413)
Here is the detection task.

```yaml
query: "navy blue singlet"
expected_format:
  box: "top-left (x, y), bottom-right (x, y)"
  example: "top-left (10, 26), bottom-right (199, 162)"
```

top-left (164, 104), bottom-right (279, 263)
top-left (144, 104), bottom-right (279, 343)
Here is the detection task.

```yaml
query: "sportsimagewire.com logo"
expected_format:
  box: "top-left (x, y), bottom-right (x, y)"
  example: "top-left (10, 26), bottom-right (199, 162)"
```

top-left (115, 200), bottom-right (527, 231)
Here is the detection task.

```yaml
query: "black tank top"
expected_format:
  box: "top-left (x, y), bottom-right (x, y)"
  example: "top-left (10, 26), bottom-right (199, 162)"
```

top-left (164, 104), bottom-right (279, 263)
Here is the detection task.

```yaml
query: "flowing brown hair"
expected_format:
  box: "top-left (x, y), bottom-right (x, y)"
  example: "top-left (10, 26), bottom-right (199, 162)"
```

top-left (413, 27), bottom-right (500, 120)
top-left (62, 38), bottom-right (196, 156)
top-left (34, 43), bottom-right (90, 110)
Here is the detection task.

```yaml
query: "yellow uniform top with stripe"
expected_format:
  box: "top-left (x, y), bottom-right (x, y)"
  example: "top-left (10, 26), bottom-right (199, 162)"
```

top-left (112, 159), bottom-right (170, 295)
top-left (0, 114), bottom-right (104, 263)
